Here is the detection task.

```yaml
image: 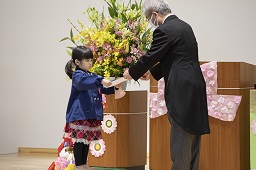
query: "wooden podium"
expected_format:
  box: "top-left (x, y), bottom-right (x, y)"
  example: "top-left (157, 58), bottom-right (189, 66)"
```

top-left (149, 62), bottom-right (256, 170)
top-left (88, 91), bottom-right (148, 169)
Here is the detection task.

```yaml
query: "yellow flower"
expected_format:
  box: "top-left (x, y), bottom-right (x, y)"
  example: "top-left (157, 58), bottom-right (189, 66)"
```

top-left (62, 0), bottom-right (152, 77)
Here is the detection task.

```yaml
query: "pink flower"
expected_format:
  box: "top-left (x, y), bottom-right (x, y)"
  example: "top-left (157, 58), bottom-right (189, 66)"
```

top-left (55, 157), bottom-right (68, 170)
top-left (214, 112), bottom-right (221, 119)
top-left (115, 30), bottom-right (122, 36)
top-left (152, 106), bottom-right (157, 112)
top-left (119, 48), bottom-right (126, 54)
top-left (116, 19), bottom-right (121, 24)
top-left (129, 21), bottom-right (137, 29)
top-left (158, 89), bottom-right (164, 95)
top-left (251, 118), bottom-right (256, 135)
top-left (207, 70), bottom-right (215, 77)
top-left (90, 44), bottom-right (98, 52)
top-left (130, 45), bottom-right (139, 55)
top-left (200, 65), bottom-right (206, 72)
top-left (125, 57), bottom-right (133, 63)
top-left (102, 43), bottom-right (111, 50)
top-left (234, 96), bottom-right (241, 103)
top-left (102, 94), bottom-right (106, 103)
top-left (97, 56), bottom-right (103, 61)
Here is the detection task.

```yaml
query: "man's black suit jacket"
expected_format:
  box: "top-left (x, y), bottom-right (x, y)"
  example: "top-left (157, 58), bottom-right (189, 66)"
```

top-left (129, 15), bottom-right (210, 135)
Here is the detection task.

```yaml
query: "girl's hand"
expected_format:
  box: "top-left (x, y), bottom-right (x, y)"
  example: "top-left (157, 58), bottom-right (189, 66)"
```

top-left (101, 79), bottom-right (112, 87)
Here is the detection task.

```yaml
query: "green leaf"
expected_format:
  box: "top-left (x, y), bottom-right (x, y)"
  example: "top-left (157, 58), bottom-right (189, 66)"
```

top-left (121, 13), bottom-right (128, 22)
top-left (67, 46), bottom-right (74, 50)
top-left (141, 28), bottom-right (152, 41)
top-left (108, 7), bottom-right (115, 18)
top-left (131, 4), bottom-right (136, 10)
top-left (105, 0), bottom-right (117, 17)
top-left (139, 0), bottom-right (142, 9)
top-left (135, 1), bottom-right (139, 10)
top-left (59, 37), bottom-right (69, 42)
top-left (66, 50), bottom-right (72, 56)
top-left (70, 28), bottom-right (74, 43)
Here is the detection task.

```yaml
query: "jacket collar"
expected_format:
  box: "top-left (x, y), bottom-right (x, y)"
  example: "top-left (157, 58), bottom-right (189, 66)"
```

top-left (164, 14), bottom-right (178, 23)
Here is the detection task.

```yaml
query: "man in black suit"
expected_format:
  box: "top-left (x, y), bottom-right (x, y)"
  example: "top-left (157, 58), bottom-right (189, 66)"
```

top-left (123, 0), bottom-right (210, 169)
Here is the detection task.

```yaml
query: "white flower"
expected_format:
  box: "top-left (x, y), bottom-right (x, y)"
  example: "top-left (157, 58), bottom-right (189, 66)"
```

top-left (211, 101), bottom-right (218, 108)
top-left (220, 106), bottom-right (228, 113)
top-left (158, 108), bottom-right (164, 115)
top-left (227, 101), bottom-right (235, 109)
top-left (209, 80), bottom-right (215, 86)
top-left (206, 87), bottom-right (212, 95)
top-left (228, 114), bottom-right (234, 121)
top-left (210, 65), bottom-right (216, 70)
top-left (218, 97), bottom-right (225, 104)
top-left (159, 100), bottom-right (166, 107)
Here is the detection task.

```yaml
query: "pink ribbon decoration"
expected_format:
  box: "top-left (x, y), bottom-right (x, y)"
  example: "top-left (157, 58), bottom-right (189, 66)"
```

top-left (149, 78), bottom-right (167, 118)
top-left (149, 61), bottom-right (242, 121)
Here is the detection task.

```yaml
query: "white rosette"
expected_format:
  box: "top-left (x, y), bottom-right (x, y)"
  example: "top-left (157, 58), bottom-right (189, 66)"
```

top-left (89, 139), bottom-right (106, 157)
top-left (101, 114), bottom-right (117, 134)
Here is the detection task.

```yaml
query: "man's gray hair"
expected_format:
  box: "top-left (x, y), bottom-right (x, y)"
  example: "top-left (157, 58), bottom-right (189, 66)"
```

top-left (142, 0), bottom-right (172, 17)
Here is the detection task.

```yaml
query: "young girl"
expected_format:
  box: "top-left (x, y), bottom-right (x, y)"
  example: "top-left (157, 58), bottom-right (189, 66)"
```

top-left (64, 46), bottom-right (119, 170)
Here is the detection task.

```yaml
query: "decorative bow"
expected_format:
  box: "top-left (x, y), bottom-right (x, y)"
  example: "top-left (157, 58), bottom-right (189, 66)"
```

top-left (149, 61), bottom-right (242, 121)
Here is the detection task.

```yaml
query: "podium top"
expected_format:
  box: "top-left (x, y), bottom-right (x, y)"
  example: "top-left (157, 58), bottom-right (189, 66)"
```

top-left (150, 62), bottom-right (256, 90)
top-left (212, 62), bottom-right (256, 88)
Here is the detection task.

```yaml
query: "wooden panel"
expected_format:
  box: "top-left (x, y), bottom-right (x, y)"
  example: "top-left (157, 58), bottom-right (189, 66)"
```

top-left (149, 114), bottom-right (172, 170)
top-left (238, 90), bottom-right (250, 170)
top-left (88, 94), bottom-right (130, 167)
top-left (199, 90), bottom-right (250, 170)
top-left (217, 62), bottom-right (241, 88)
top-left (150, 76), bottom-right (158, 93)
top-left (199, 116), bottom-right (218, 170)
top-left (88, 91), bottom-right (148, 168)
top-left (129, 91), bottom-right (147, 166)
top-left (129, 114), bottom-right (147, 166)
top-left (18, 147), bottom-right (57, 155)
top-left (240, 62), bottom-right (256, 88)
top-left (149, 62), bottom-right (253, 170)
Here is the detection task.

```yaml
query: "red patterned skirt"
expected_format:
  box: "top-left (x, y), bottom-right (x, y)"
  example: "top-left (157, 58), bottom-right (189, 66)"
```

top-left (64, 119), bottom-right (102, 144)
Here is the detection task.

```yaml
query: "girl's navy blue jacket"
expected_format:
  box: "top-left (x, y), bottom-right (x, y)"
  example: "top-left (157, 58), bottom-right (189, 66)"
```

top-left (66, 69), bottom-right (114, 123)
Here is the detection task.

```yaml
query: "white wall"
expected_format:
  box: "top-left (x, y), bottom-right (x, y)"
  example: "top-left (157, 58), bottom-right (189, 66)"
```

top-left (0, 0), bottom-right (256, 154)
top-left (170, 0), bottom-right (256, 64)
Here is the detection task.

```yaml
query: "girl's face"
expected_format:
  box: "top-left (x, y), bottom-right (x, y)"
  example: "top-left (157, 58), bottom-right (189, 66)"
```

top-left (75, 58), bottom-right (93, 71)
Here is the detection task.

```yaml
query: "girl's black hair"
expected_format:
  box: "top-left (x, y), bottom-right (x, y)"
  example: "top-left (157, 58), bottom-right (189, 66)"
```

top-left (65, 46), bottom-right (93, 79)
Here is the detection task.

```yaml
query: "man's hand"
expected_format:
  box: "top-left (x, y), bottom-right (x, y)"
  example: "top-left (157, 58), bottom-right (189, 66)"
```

top-left (140, 70), bottom-right (151, 81)
top-left (115, 83), bottom-right (122, 89)
top-left (123, 69), bottom-right (133, 80)
top-left (101, 79), bottom-right (112, 87)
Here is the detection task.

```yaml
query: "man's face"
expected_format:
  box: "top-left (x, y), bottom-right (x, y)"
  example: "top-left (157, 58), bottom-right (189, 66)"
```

top-left (147, 12), bottom-right (159, 27)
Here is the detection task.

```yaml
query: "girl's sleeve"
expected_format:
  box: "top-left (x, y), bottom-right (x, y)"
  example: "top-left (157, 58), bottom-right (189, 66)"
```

top-left (100, 86), bottom-right (115, 95)
top-left (72, 71), bottom-right (103, 91)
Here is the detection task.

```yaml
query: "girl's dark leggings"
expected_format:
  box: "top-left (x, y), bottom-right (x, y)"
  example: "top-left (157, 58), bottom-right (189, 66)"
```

top-left (73, 142), bottom-right (89, 166)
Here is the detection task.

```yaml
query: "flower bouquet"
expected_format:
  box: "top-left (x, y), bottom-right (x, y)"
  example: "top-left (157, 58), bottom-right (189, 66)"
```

top-left (61, 0), bottom-right (152, 78)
